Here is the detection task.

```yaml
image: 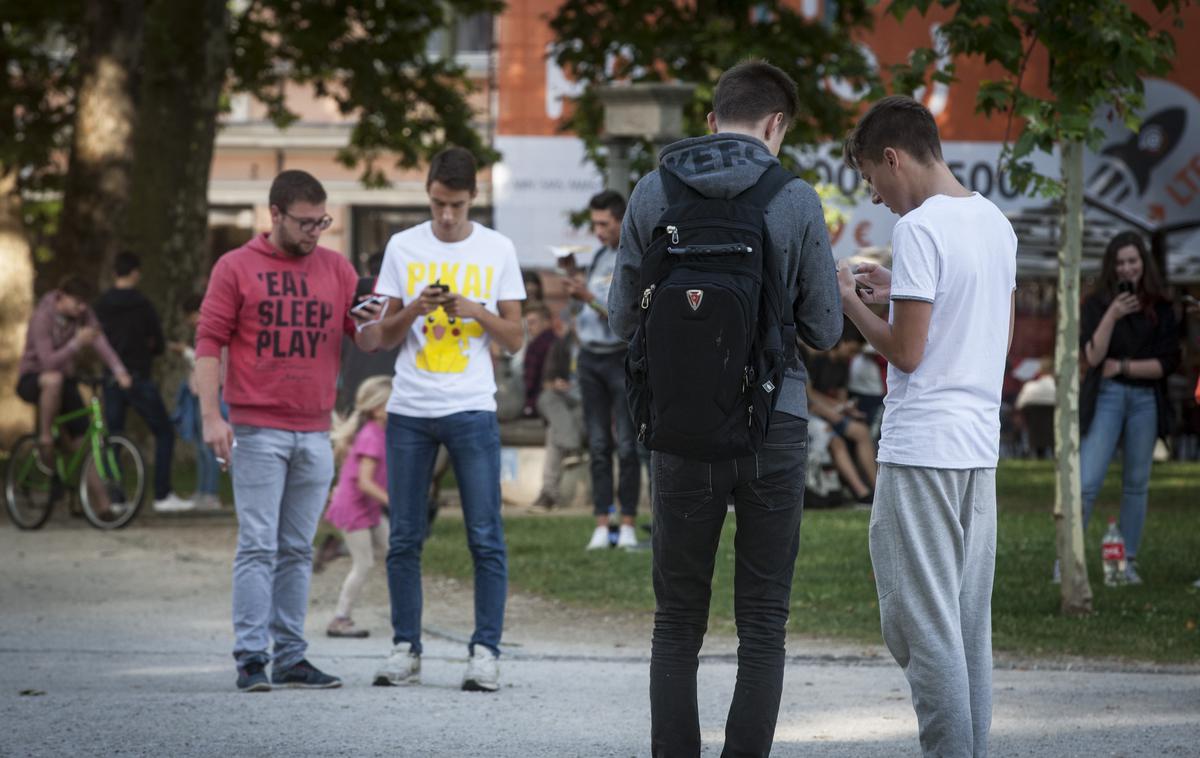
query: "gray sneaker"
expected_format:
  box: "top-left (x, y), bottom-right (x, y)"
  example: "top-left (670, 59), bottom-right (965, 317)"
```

top-left (1125, 560), bottom-right (1143, 585)
top-left (373, 642), bottom-right (420, 686)
top-left (462, 647), bottom-right (499, 692)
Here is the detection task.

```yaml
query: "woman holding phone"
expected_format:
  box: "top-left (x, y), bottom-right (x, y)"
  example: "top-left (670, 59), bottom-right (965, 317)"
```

top-left (1075, 231), bottom-right (1180, 584)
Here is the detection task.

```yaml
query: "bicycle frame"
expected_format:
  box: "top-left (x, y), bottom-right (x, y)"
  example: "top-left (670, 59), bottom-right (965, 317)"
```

top-left (47, 394), bottom-right (111, 484)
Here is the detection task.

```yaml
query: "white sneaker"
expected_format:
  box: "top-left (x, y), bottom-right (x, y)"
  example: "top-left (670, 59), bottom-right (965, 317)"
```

top-left (1192, 577), bottom-right (1200, 589)
top-left (586, 525), bottom-right (611, 551)
top-left (462, 647), bottom-right (499, 692)
top-left (373, 642), bottom-right (420, 686)
top-left (153, 493), bottom-right (194, 513)
top-left (617, 524), bottom-right (638, 549)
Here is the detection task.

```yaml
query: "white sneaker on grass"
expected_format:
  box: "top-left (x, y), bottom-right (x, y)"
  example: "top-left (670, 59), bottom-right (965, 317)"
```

top-left (153, 493), bottom-right (194, 513)
top-left (586, 525), bottom-right (610, 551)
top-left (617, 524), bottom-right (638, 549)
top-left (373, 642), bottom-right (420, 686)
top-left (462, 647), bottom-right (499, 692)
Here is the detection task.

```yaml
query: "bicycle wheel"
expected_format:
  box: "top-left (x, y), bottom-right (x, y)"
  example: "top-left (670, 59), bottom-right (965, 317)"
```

top-left (4, 434), bottom-right (57, 530)
top-left (79, 434), bottom-right (145, 530)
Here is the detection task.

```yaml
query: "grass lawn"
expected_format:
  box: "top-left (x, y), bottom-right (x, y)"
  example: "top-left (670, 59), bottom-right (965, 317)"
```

top-left (423, 460), bottom-right (1200, 664)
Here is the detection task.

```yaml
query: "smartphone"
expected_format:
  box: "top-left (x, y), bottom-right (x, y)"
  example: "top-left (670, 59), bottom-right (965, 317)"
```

top-left (429, 279), bottom-right (449, 295)
top-left (350, 294), bottom-right (388, 316)
top-left (1117, 280), bottom-right (1135, 295)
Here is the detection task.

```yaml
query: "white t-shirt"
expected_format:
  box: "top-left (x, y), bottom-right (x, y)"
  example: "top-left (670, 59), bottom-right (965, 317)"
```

top-left (878, 193), bottom-right (1017, 469)
top-left (375, 221), bottom-right (526, 417)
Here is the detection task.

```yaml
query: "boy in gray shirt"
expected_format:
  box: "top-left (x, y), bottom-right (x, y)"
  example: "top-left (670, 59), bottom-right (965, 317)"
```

top-left (608, 60), bottom-right (841, 756)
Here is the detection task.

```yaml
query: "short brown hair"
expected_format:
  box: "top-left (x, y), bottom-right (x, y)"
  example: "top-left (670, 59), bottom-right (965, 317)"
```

top-left (713, 60), bottom-right (800, 129)
top-left (57, 275), bottom-right (93, 302)
top-left (427, 147), bottom-right (477, 193)
top-left (843, 95), bottom-right (943, 170)
top-left (269, 170), bottom-right (326, 212)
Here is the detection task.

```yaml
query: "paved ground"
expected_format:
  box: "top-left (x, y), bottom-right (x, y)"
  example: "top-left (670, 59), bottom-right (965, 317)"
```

top-left (1, 518), bottom-right (1197, 757)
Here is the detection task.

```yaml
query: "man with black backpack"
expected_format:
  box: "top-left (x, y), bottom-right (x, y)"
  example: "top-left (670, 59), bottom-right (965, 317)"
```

top-left (609, 60), bottom-right (842, 756)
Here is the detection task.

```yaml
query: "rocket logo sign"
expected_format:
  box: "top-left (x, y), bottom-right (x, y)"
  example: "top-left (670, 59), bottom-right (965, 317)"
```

top-left (686, 289), bottom-right (704, 311)
top-left (1084, 78), bottom-right (1200, 231)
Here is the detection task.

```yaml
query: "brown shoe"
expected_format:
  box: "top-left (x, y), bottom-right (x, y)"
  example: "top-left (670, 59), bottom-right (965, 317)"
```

top-left (326, 616), bottom-right (369, 639)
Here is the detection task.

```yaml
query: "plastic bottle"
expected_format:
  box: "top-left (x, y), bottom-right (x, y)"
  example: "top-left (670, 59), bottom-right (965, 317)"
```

top-left (1101, 518), bottom-right (1127, 587)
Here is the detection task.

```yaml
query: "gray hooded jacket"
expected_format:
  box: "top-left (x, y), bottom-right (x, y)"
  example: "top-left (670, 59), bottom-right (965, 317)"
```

top-left (608, 132), bottom-right (843, 420)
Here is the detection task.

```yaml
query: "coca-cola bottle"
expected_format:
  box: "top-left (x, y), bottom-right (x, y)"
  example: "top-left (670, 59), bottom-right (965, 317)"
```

top-left (1101, 518), bottom-right (1127, 587)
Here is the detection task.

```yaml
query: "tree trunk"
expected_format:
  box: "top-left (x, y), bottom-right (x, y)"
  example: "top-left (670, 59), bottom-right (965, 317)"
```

top-left (125, 0), bottom-right (230, 352)
top-left (1054, 139), bottom-right (1093, 616)
top-left (0, 170), bottom-right (37, 446)
top-left (44, 0), bottom-right (144, 292)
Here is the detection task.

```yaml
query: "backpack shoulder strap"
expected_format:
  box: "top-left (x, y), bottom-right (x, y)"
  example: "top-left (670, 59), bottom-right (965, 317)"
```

top-left (659, 166), bottom-right (704, 205)
top-left (735, 164), bottom-right (795, 209)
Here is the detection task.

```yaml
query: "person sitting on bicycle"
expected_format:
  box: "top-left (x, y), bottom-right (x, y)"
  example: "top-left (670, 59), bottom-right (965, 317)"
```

top-left (16, 275), bottom-right (132, 462)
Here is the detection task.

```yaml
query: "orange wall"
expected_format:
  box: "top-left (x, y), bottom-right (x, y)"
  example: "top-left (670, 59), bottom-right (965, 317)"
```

top-left (495, 0), bottom-right (1200, 139)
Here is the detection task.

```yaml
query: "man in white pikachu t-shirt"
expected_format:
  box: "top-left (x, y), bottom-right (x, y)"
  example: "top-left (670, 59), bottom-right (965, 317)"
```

top-left (367, 147), bottom-right (525, 694)
top-left (838, 96), bottom-right (1016, 758)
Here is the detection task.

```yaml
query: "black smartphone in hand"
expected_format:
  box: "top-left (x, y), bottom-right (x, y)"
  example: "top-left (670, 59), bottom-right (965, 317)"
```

top-left (1118, 280), bottom-right (1135, 295)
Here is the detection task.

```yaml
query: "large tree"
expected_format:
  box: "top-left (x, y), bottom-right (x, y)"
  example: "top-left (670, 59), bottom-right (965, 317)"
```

top-left (48, 0), bottom-right (144, 290)
top-left (548, 0), bottom-right (880, 180)
top-left (1, 0), bottom-right (505, 400)
top-left (0, 1), bottom-right (81, 442)
top-left (123, 0), bottom-right (230, 349)
top-left (888, 0), bottom-right (1184, 615)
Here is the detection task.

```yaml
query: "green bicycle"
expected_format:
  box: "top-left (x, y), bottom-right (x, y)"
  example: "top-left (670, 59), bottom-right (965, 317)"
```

top-left (4, 378), bottom-right (146, 530)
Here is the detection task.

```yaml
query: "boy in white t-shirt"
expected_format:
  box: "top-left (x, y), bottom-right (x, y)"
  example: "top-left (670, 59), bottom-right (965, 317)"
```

top-left (839, 96), bottom-right (1016, 757)
top-left (365, 147), bottom-right (526, 693)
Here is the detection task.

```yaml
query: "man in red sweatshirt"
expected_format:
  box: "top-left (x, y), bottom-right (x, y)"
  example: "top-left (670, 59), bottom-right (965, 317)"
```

top-left (196, 170), bottom-right (382, 692)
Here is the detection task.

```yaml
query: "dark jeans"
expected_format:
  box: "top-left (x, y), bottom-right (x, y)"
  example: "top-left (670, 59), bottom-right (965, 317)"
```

top-left (385, 411), bottom-right (507, 656)
top-left (578, 348), bottom-right (640, 516)
top-left (650, 413), bottom-right (807, 758)
top-left (104, 376), bottom-right (175, 500)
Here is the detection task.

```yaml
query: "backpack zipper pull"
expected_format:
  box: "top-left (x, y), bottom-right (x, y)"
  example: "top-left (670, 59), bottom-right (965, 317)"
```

top-left (638, 423), bottom-right (647, 442)
top-left (666, 225), bottom-right (679, 245)
top-left (747, 405), bottom-right (754, 426)
top-left (641, 284), bottom-right (656, 309)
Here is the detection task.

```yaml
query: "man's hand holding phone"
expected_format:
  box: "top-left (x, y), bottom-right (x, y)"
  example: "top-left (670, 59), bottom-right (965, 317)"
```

top-left (349, 293), bottom-right (389, 328)
top-left (852, 262), bottom-right (891, 305)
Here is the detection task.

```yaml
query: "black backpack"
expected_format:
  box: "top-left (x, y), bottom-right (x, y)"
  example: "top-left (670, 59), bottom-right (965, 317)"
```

top-left (625, 163), bottom-right (796, 462)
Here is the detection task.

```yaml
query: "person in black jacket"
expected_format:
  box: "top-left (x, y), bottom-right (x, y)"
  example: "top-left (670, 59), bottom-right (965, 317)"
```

top-left (94, 252), bottom-right (190, 512)
top-left (1078, 231), bottom-right (1181, 584)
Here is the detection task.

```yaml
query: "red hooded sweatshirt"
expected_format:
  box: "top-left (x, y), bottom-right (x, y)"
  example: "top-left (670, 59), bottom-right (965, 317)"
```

top-left (196, 232), bottom-right (359, 431)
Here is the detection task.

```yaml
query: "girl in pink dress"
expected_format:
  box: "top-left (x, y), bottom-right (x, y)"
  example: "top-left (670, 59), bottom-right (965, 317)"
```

top-left (324, 376), bottom-right (392, 638)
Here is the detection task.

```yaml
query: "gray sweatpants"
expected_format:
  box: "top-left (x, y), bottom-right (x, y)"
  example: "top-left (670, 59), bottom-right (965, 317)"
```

top-left (869, 463), bottom-right (997, 758)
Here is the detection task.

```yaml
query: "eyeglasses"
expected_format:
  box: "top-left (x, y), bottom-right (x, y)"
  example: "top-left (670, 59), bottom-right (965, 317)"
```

top-left (282, 211), bottom-right (333, 233)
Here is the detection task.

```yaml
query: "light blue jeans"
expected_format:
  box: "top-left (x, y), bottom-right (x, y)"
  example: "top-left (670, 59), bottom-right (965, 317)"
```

top-left (230, 425), bottom-right (334, 668)
top-left (1080, 379), bottom-right (1157, 558)
top-left (386, 411), bottom-right (507, 656)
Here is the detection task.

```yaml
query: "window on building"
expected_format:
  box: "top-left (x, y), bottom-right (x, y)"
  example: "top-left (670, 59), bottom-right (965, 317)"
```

top-left (351, 205), bottom-right (494, 274)
top-left (426, 12), bottom-right (494, 59)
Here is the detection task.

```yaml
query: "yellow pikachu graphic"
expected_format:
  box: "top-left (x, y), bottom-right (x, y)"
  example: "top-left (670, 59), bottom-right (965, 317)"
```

top-left (416, 305), bottom-right (484, 373)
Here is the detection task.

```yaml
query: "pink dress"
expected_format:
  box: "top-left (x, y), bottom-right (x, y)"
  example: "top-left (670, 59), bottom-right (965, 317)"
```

top-left (325, 420), bottom-right (387, 532)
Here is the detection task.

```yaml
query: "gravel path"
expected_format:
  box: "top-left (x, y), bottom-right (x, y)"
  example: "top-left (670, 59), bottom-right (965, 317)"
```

top-left (1, 520), bottom-right (1197, 757)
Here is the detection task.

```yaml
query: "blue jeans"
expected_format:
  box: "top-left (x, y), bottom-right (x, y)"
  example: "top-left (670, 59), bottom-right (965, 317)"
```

top-left (230, 425), bottom-right (334, 668)
top-left (650, 413), bottom-right (807, 757)
top-left (1080, 379), bottom-right (1157, 558)
top-left (386, 411), bottom-right (507, 656)
top-left (104, 376), bottom-right (175, 500)
top-left (579, 348), bottom-right (641, 516)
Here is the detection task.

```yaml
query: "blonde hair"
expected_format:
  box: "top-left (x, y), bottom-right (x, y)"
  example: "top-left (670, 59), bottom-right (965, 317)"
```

top-left (330, 375), bottom-right (392, 464)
